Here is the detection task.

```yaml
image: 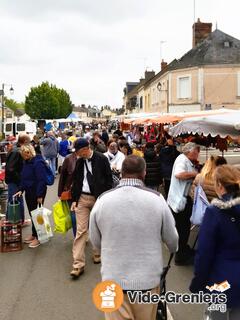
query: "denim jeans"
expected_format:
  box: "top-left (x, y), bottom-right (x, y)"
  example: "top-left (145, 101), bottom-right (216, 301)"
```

top-left (45, 157), bottom-right (56, 176)
top-left (7, 183), bottom-right (25, 222)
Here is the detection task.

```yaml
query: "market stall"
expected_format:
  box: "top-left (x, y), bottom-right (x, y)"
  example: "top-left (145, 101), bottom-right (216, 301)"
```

top-left (169, 111), bottom-right (240, 138)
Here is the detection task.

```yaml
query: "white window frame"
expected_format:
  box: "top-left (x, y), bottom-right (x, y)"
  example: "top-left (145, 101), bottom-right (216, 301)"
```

top-left (177, 75), bottom-right (192, 99)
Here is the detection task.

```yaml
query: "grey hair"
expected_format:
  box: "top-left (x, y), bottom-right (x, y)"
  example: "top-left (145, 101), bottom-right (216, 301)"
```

top-left (182, 142), bottom-right (199, 155)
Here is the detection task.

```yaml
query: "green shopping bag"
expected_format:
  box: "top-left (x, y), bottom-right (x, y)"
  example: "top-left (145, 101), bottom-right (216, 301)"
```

top-left (7, 197), bottom-right (21, 224)
top-left (53, 200), bottom-right (72, 234)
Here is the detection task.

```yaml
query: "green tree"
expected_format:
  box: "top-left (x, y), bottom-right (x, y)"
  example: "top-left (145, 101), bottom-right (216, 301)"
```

top-left (52, 86), bottom-right (72, 118)
top-left (4, 98), bottom-right (25, 112)
top-left (25, 82), bottom-right (73, 119)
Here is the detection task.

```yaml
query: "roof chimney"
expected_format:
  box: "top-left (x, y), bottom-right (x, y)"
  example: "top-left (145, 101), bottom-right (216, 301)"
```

top-left (145, 70), bottom-right (155, 81)
top-left (161, 59), bottom-right (168, 71)
top-left (193, 18), bottom-right (212, 47)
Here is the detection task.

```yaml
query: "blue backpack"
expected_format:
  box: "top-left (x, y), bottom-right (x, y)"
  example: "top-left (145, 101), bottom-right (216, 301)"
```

top-left (43, 161), bottom-right (55, 186)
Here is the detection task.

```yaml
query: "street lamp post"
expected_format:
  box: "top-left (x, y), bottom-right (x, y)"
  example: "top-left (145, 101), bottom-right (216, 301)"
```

top-left (0, 83), bottom-right (14, 138)
top-left (157, 81), bottom-right (169, 113)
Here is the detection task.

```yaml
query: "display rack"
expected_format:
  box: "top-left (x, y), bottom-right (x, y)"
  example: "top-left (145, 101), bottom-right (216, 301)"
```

top-left (0, 220), bottom-right (22, 252)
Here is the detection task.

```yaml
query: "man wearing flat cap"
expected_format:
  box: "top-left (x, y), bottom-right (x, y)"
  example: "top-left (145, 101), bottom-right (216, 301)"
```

top-left (70, 138), bottom-right (113, 278)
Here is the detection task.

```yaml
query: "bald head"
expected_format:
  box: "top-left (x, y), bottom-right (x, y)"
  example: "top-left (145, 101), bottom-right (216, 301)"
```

top-left (121, 155), bottom-right (146, 181)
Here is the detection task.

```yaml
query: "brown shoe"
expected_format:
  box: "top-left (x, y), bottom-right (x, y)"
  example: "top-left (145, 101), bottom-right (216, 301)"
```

top-left (93, 255), bottom-right (101, 264)
top-left (70, 267), bottom-right (85, 278)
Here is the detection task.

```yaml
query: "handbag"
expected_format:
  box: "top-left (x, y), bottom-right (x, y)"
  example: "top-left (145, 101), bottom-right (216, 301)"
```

top-left (112, 171), bottom-right (120, 188)
top-left (7, 197), bottom-right (21, 224)
top-left (53, 200), bottom-right (72, 234)
top-left (60, 190), bottom-right (72, 201)
top-left (190, 183), bottom-right (209, 225)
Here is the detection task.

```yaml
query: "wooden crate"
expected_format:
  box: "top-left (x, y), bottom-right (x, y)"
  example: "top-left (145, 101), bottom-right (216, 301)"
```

top-left (0, 221), bottom-right (22, 252)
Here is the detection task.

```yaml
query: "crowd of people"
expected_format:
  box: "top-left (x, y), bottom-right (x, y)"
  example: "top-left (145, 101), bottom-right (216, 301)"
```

top-left (2, 122), bottom-right (240, 320)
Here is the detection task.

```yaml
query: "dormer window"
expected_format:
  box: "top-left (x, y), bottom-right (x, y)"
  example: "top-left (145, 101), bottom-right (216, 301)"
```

top-left (224, 41), bottom-right (232, 48)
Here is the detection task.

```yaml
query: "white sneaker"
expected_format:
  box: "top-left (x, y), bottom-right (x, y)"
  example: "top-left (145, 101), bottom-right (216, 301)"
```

top-left (28, 239), bottom-right (40, 248)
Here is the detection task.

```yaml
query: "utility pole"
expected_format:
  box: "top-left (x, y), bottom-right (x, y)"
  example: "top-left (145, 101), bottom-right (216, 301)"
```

top-left (0, 84), bottom-right (5, 137)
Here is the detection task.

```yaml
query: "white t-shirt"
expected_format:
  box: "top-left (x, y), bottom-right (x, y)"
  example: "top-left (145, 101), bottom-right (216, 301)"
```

top-left (84, 131), bottom-right (92, 141)
top-left (167, 154), bottom-right (197, 213)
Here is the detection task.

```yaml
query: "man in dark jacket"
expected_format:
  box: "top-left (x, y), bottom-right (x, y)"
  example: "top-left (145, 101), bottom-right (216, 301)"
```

top-left (159, 138), bottom-right (180, 197)
top-left (5, 134), bottom-right (31, 223)
top-left (101, 127), bottom-right (109, 145)
top-left (144, 142), bottom-right (162, 190)
top-left (70, 138), bottom-right (112, 278)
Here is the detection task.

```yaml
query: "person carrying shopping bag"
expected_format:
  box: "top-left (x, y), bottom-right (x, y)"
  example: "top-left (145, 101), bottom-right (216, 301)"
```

top-left (14, 144), bottom-right (48, 248)
top-left (58, 140), bottom-right (79, 237)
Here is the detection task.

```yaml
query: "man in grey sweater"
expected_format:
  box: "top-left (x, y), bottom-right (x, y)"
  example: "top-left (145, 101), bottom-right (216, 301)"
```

top-left (40, 131), bottom-right (59, 176)
top-left (89, 155), bottom-right (178, 320)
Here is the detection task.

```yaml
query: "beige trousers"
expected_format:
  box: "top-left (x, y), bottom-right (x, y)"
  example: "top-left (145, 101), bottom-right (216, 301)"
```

top-left (105, 287), bottom-right (160, 320)
top-left (72, 194), bottom-right (98, 268)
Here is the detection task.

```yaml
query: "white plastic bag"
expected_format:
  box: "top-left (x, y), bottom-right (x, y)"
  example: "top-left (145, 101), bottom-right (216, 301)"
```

top-left (190, 183), bottom-right (209, 225)
top-left (31, 205), bottom-right (53, 244)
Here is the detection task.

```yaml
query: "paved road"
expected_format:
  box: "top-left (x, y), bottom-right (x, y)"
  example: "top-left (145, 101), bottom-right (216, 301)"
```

top-left (199, 148), bottom-right (240, 165)
top-left (0, 178), bottom-right (103, 320)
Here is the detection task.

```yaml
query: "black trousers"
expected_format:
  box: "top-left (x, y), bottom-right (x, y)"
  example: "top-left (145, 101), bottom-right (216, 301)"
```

top-left (164, 179), bottom-right (171, 199)
top-left (25, 190), bottom-right (46, 239)
top-left (172, 197), bottom-right (193, 260)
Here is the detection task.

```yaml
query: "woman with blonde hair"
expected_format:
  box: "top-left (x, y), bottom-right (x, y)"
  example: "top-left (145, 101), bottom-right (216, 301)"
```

top-left (14, 144), bottom-right (48, 248)
top-left (191, 155), bottom-right (227, 202)
top-left (190, 165), bottom-right (240, 319)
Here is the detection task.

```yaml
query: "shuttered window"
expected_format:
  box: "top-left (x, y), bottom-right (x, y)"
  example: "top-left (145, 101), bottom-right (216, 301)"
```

top-left (177, 76), bottom-right (191, 99)
top-left (238, 72), bottom-right (240, 96)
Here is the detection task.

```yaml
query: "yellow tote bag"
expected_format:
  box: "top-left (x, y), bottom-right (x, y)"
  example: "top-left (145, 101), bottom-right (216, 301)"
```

top-left (53, 200), bottom-right (72, 234)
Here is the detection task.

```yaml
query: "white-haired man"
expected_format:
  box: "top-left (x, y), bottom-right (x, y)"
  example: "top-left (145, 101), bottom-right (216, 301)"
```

top-left (167, 142), bottom-right (199, 265)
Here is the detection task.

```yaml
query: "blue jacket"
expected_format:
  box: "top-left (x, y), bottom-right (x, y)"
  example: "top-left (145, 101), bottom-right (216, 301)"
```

top-left (190, 194), bottom-right (240, 308)
top-left (20, 155), bottom-right (47, 198)
top-left (59, 140), bottom-right (70, 157)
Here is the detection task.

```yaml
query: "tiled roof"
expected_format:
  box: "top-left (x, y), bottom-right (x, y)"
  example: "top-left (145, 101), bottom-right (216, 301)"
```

top-left (168, 29), bottom-right (240, 70)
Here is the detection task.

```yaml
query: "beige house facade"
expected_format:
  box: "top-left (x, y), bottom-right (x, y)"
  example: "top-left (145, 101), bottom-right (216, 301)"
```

top-left (124, 20), bottom-right (240, 114)
top-left (101, 108), bottom-right (117, 120)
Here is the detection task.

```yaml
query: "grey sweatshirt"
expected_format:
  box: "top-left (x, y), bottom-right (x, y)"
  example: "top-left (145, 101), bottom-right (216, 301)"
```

top-left (89, 179), bottom-right (178, 291)
top-left (40, 136), bottom-right (59, 158)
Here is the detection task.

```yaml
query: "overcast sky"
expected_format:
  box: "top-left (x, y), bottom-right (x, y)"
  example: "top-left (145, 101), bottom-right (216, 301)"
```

top-left (0, 0), bottom-right (239, 108)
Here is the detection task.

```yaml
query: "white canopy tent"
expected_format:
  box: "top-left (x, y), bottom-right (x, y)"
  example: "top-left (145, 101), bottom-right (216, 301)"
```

top-left (169, 111), bottom-right (240, 139)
